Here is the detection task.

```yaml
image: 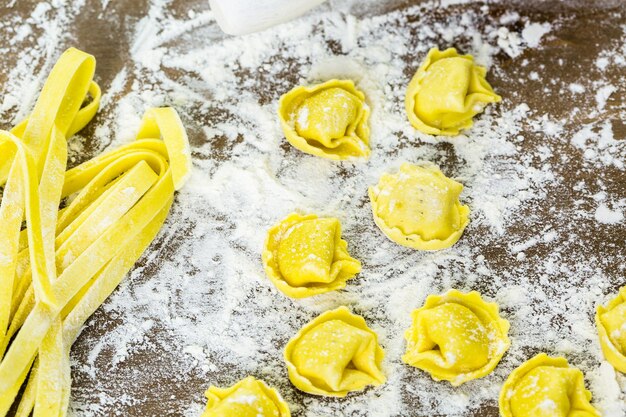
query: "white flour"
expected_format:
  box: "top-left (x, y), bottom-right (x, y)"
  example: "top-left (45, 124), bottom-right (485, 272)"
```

top-left (1, 0), bottom-right (625, 416)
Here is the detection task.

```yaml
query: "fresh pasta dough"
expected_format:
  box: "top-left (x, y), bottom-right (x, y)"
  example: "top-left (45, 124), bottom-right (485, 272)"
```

top-left (596, 286), bottom-right (626, 372)
top-left (405, 47), bottom-right (501, 136)
top-left (262, 213), bottom-right (361, 298)
top-left (369, 163), bottom-right (470, 250)
top-left (284, 306), bottom-right (385, 397)
top-left (499, 353), bottom-right (600, 417)
top-left (201, 376), bottom-right (290, 417)
top-left (278, 79), bottom-right (370, 160)
top-left (402, 290), bottom-right (510, 385)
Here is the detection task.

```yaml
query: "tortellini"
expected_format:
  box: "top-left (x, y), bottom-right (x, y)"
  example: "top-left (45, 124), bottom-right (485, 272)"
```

top-left (402, 289), bottom-right (510, 385)
top-left (499, 353), bottom-right (600, 417)
top-left (596, 286), bottom-right (626, 372)
top-left (284, 306), bottom-right (386, 397)
top-left (262, 213), bottom-right (361, 298)
top-left (368, 163), bottom-right (470, 250)
top-left (405, 47), bottom-right (501, 136)
top-left (201, 376), bottom-right (291, 417)
top-left (278, 79), bottom-right (371, 160)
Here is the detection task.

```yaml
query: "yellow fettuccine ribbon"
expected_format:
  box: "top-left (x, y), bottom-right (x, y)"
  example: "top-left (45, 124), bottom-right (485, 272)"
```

top-left (0, 47), bottom-right (191, 417)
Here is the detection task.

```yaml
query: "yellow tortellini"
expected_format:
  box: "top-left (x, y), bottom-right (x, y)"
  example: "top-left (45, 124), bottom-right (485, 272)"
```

top-left (201, 376), bottom-right (291, 417)
top-left (368, 163), bottom-right (470, 250)
top-left (402, 290), bottom-right (510, 386)
top-left (262, 213), bottom-right (361, 298)
top-left (284, 306), bottom-right (386, 397)
top-left (596, 286), bottom-right (626, 372)
top-left (278, 79), bottom-right (371, 160)
top-left (499, 353), bottom-right (600, 417)
top-left (405, 47), bottom-right (501, 136)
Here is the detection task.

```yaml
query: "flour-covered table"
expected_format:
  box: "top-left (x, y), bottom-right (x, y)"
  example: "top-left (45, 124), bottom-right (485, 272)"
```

top-left (1, 0), bottom-right (625, 416)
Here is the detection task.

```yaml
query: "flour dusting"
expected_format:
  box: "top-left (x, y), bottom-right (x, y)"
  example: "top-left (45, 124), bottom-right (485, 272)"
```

top-left (1, 0), bottom-right (625, 416)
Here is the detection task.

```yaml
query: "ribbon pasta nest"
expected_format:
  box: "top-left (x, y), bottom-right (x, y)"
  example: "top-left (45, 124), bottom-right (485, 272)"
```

top-left (0, 48), bottom-right (191, 416)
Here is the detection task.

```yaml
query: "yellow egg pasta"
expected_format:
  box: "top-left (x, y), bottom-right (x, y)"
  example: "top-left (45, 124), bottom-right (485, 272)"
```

top-left (284, 306), bottom-right (385, 397)
top-left (0, 48), bottom-right (191, 417)
top-left (278, 79), bottom-right (370, 160)
top-left (499, 353), bottom-right (600, 417)
top-left (369, 163), bottom-right (470, 250)
top-left (201, 376), bottom-right (291, 417)
top-left (402, 290), bottom-right (509, 386)
top-left (262, 213), bottom-right (361, 298)
top-left (405, 47), bottom-right (501, 136)
top-left (596, 286), bottom-right (626, 373)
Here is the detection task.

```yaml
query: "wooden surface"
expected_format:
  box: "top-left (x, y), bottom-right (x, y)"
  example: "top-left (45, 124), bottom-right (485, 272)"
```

top-left (1, 0), bottom-right (625, 416)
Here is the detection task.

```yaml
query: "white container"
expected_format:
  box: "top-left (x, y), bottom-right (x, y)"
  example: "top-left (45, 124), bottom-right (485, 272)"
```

top-left (209, 0), bottom-right (328, 36)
